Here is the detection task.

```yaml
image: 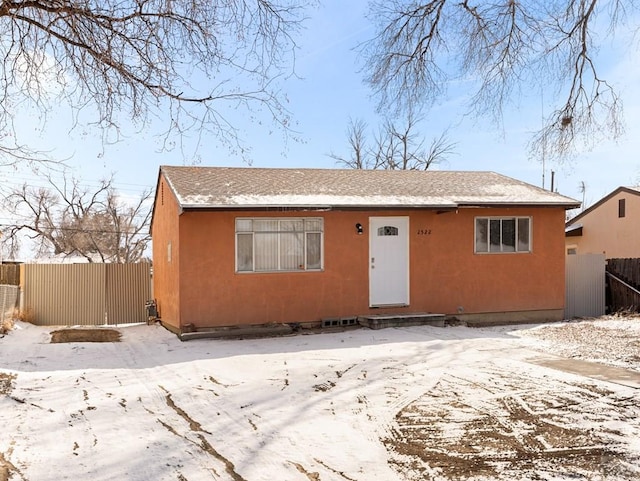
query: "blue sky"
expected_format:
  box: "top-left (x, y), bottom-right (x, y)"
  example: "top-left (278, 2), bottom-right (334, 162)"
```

top-left (5, 1), bottom-right (640, 211)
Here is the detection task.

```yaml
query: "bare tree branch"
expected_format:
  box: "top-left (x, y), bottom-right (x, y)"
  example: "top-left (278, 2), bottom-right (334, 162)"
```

top-left (329, 113), bottom-right (456, 170)
top-left (0, 0), bottom-right (306, 165)
top-left (328, 117), bottom-right (369, 169)
top-left (2, 173), bottom-right (152, 262)
top-left (362, 0), bottom-right (633, 160)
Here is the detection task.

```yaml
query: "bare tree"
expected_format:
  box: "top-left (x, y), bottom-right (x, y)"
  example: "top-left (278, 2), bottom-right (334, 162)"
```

top-left (362, 1), bottom-right (630, 160)
top-left (2, 175), bottom-right (152, 262)
top-left (0, 1), bottom-right (305, 165)
top-left (330, 114), bottom-right (456, 170)
top-left (331, 117), bottom-right (370, 169)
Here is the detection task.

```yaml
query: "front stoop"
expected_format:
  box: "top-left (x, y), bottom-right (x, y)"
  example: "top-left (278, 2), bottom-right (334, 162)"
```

top-left (358, 313), bottom-right (446, 330)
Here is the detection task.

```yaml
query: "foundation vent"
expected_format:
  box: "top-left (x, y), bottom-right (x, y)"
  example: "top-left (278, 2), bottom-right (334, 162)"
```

top-left (321, 317), bottom-right (358, 328)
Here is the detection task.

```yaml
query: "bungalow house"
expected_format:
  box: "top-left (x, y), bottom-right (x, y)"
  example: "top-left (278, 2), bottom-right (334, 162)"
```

top-left (151, 166), bottom-right (580, 334)
top-left (565, 186), bottom-right (640, 258)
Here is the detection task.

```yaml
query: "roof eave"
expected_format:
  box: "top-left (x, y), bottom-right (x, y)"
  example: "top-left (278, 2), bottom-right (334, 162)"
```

top-left (179, 203), bottom-right (460, 211)
top-left (178, 201), bottom-right (579, 211)
top-left (565, 223), bottom-right (583, 237)
top-left (457, 201), bottom-right (581, 209)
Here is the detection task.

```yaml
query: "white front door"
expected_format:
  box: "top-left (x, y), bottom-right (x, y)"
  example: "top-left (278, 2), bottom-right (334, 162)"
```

top-left (369, 216), bottom-right (410, 307)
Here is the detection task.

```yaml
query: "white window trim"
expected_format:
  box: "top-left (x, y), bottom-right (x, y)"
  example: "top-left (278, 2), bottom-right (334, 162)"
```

top-left (474, 216), bottom-right (532, 254)
top-left (235, 217), bottom-right (324, 273)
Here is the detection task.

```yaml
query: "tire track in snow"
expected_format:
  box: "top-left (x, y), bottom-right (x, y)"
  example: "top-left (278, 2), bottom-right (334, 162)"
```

top-left (159, 386), bottom-right (247, 481)
top-left (312, 363), bottom-right (357, 392)
top-left (373, 365), bottom-right (445, 444)
top-left (1, 372), bottom-right (45, 481)
top-left (384, 365), bottom-right (640, 480)
top-left (289, 459), bottom-right (360, 481)
top-left (315, 458), bottom-right (358, 480)
top-left (0, 449), bottom-right (26, 481)
top-left (66, 374), bottom-right (100, 455)
top-left (290, 462), bottom-right (320, 480)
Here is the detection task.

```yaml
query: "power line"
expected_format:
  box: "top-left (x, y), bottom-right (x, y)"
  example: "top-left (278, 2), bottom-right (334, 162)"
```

top-left (0, 223), bottom-right (150, 237)
top-left (0, 169), bottom-right (156, 194)
top-left (0, 178), bottom-right (155, 195)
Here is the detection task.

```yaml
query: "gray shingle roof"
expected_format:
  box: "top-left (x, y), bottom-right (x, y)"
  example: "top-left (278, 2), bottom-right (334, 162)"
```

top-left (160, 166), bottom-right (580, 209)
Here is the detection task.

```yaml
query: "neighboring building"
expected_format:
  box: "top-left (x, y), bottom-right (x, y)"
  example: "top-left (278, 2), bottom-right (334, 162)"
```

top-left (565, 186), bottom-right (640, 258)
top-left (151, 166), bottom-right (579, 334)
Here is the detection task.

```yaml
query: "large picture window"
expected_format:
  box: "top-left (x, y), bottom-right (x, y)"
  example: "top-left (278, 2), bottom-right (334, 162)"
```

top-left (475, 217), bottom-right (531, 253)
top-left (236, 218), bottom-right (323, 272)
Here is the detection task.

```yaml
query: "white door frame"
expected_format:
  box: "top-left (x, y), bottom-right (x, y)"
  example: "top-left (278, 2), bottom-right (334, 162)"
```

top-left (369, 216), bottom-right (410, 307)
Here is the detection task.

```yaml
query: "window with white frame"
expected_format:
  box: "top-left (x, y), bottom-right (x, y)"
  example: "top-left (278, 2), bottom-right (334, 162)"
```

top-left (236, 218), bottom-right (323, 272)
top-left (475, 217), bottom-right (531, 253)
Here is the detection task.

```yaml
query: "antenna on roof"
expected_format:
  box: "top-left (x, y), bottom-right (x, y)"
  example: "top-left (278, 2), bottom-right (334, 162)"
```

top-left (578, 181), bottom-right (587, 211)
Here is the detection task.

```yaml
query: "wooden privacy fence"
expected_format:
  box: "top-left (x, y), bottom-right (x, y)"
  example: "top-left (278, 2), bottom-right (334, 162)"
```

top-left (22, 263), bottom-right (152, 326)
top-left (606, 258), bottom-right (640, 313)
top-left (0, 264), bottom-right (20, 285)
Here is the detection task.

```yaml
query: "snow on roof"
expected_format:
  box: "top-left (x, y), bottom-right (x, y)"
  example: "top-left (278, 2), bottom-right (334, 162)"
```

top-left (159, 166), bottom-right (580, 210)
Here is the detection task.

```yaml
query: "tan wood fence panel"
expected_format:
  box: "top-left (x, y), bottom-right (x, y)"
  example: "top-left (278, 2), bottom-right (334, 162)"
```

top-left (22, 264), bottom-right (151, 326)
top-left (565, 254), bottom-right (605, 319)
top-left (106, 263), bottom-right (151, 324)
top-left (0, 264), bottom-right (20, 285)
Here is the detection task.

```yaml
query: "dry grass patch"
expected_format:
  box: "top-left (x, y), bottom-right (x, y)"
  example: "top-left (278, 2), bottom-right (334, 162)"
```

top-left (11, 307), bottom-right (35, 323)
top-left (0, 318), bottom-right (13, 335)
top-left (0, 373), bottom-right (16, 396)
top-left (50, 328), bottom-right (121, 343)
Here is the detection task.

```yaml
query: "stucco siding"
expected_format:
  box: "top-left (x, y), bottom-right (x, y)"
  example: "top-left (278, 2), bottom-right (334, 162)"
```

top-left (151, 175), bottom-right (182, 330)
top-left (173, 207), bottom-right (566, 328)
top-left (566, 191), bottom-right (640, 258)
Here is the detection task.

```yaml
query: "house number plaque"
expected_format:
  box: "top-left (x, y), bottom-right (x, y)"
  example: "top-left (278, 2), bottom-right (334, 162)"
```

top-left (416, 229), bottom-right (432, 235)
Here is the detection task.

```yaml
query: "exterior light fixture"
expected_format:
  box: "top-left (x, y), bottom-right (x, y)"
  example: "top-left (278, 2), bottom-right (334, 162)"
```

top-left (355, 223), bottom-right (363, 235)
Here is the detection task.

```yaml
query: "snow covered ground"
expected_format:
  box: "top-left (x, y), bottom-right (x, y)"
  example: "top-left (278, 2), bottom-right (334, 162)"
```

top-left (1, 317), bottom-right (639, 481)
top-left (512, 316), bottom-right (640, 372)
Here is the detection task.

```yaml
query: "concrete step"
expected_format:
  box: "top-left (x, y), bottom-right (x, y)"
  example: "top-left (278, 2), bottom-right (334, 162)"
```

top-left (358, 313), bottom-right (446, 330)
